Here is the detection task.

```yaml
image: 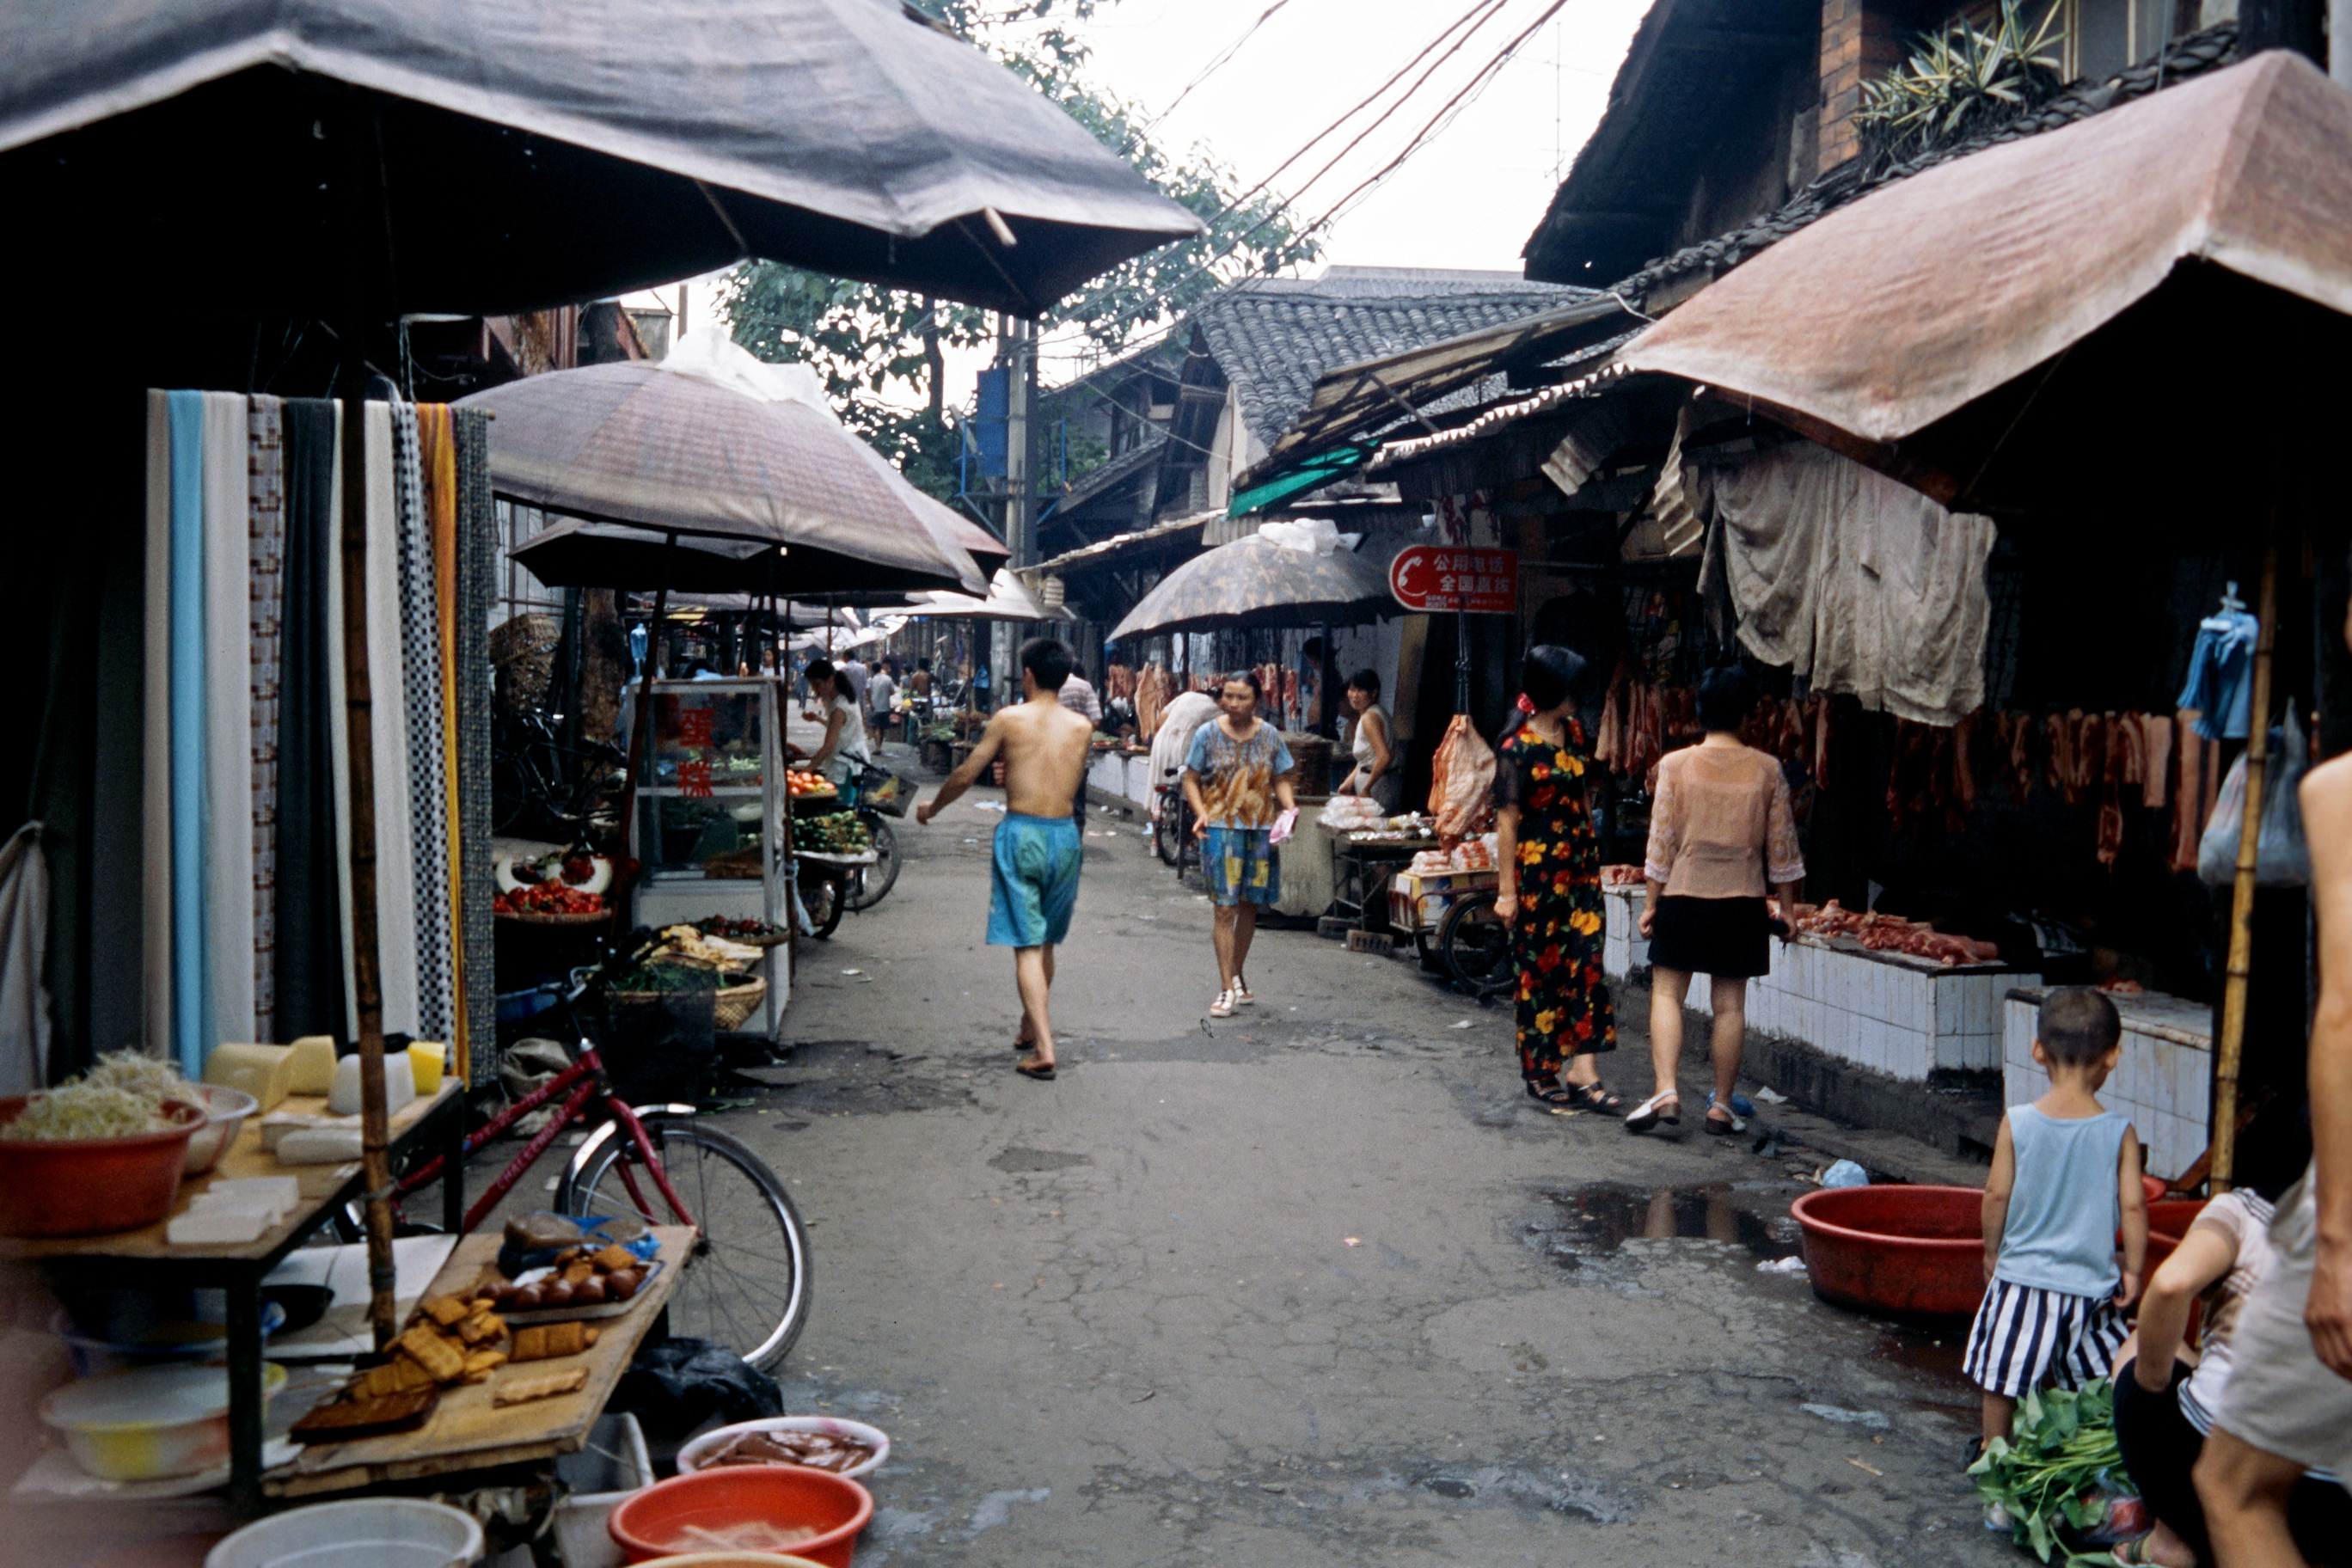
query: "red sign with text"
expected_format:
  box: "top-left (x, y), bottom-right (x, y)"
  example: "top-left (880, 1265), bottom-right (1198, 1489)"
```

top-left (1389, 546), bottom-right (1517, 614)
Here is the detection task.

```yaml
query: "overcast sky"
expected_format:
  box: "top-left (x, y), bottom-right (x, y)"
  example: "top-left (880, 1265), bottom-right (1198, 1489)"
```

top-left (631, 0), bottom-right (1647, 397)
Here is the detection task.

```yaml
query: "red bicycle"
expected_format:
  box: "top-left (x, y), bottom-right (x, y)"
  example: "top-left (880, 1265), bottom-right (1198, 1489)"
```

top-left (389, 946), bottom-right (811, 1369)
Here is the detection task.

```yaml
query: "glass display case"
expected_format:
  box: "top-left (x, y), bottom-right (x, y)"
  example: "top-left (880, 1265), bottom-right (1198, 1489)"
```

top-left (627, 678), bottom-right (788, 1032)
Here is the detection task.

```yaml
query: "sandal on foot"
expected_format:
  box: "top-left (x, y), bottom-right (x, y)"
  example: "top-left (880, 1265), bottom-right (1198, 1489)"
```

top-left (1565, 1081), bottom-right (1623, 1115)
top-left (1014, 1054), bottom-right (1057, 1081)
top-left (1209, 989), bottom-right (1235, 1019)
top-left (1232, 976), bottom-right (1256, 1006)
top-left (1624, 1091), bottom-right (1680, 1133)
top-left (1706, 1108), bottom-right (1747, 1135)
top-left (1524, 1078), bottom-right (1579, 1112)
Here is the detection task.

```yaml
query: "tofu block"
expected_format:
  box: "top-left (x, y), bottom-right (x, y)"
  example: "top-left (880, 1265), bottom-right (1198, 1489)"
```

top-left (273, 1127), bottom-right (365, 1165)
top-left (206, 1175), bottom-right (302, 1210)
top-left (328, 1051), bottom-right (415, 1117)
top-left (419, 1295), bottom-right (473, 1328)
top-left (396, 1324), bottom-right (467, 1382)
top-left (493, 1368), bottom-right (587, 1406)
top-left (167, 1209), bottom-right (270, 1245)
top-left (258, 1112), bottom-right (358, 1155)
top-left (202, 1043), bottom-right (295, 1112)
top-left (286, 1035), bottom-right (339, 1095)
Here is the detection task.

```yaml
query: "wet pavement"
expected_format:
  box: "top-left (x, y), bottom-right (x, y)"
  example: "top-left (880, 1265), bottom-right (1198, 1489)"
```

top-left (691, 749), bottom-right (2013, 1567)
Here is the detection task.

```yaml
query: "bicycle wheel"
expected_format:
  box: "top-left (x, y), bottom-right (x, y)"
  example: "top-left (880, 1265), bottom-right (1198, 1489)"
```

top-left (842, 815), bottom-right (899, 910)
top-left (1437, 890), bottom-right (1515, 998)
top-left (799, 869), bottom-right (844, 938)
top-left (559, 1115), bottom-right (812, 1370)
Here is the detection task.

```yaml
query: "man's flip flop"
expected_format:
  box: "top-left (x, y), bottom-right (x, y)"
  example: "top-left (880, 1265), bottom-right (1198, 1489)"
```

top-left (1015, 1056), bottom-right (1057, 1081)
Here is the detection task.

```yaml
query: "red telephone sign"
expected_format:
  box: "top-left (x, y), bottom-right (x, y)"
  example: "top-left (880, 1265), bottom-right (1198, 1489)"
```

top-left (1389, 546), bottom-right (1517, 614)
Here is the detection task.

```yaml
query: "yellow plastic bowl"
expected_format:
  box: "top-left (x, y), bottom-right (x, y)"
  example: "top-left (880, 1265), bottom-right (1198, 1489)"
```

top-left (40, 1361), bottom-right (288, 1480)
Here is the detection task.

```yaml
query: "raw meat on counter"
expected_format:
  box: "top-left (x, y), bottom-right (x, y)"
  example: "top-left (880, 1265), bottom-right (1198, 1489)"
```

top-left (1788, 901), bottom-right (2001, 965)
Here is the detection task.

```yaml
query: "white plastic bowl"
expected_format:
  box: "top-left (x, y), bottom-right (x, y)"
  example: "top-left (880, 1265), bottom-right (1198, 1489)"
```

top-left (40, 1360), bottom-right (288, 1480)
top-left (674, 1416), bottom-right (890, 1480)
top-left (206, 1498), bottom-right (485, 1568)
top-left (183, 1085), bottom-right (259, 1174)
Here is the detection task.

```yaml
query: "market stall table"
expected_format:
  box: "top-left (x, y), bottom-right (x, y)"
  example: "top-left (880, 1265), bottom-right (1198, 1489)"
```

top-left (267, 1226), bottom-right (689, 1498)
top-left (4, 1084), bottom-right (464, 1516)
top-left (1330, 833), bottom-right (1445, 932)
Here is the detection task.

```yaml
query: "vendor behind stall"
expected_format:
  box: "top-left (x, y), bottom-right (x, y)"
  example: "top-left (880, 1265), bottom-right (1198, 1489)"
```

top-left (790, 658), bottom-right (870, 787)
top-left (1339, 670), bottom-right (1401, 812)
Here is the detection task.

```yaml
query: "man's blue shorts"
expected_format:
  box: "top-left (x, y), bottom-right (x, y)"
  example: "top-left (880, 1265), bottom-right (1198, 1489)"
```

top-left (986, 812), bottom-right (1082, 947)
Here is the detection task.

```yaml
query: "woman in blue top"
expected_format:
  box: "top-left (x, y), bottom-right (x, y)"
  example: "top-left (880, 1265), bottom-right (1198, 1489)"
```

top-left (1184, 671), bottom-right (1297, 1019)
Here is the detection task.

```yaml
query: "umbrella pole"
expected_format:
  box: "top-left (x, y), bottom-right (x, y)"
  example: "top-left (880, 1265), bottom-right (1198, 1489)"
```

top-left (333, 364), bottom-right (398, 1352)
top-left (617, 532), bottom-right (679, 926)
top-left (2212, 538), bottom-right (2280, 1195)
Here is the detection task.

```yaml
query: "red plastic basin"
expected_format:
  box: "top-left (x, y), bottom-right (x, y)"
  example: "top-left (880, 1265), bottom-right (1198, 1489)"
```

top-left (609, 1467), bottom-right (873, 1568)
top-left (0, 1098), bottom-right (203, 1237)
top-left (1792, 1185), bottom-right (1987, 1318)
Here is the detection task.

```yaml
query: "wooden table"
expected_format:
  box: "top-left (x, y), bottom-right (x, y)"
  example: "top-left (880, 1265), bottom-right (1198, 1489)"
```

top-left (269, 1227), bottom-right (689, 1498)
top-left (6, 1083), bottom-right (465, 1514)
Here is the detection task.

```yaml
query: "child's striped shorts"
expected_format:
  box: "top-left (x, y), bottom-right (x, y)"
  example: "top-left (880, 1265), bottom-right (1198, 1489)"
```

top-left (1963, 1276), bottom-right (2129, 1399)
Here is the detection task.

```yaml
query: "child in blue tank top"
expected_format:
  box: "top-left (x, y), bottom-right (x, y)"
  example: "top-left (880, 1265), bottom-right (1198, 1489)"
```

top-left (1964, 986), bottom-right (2149, 1451)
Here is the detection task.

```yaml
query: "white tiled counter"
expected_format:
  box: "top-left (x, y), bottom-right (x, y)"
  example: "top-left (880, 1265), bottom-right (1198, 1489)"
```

top-left (1685, 940), bottom-right (2029, 1081)
top-left (1605, 883), bottom-right (2029, 1081)
top-left (1602, 884), bottom-right (1651, 979)
top-left (1087, 750), bottom-right (1130, 801)
top-left (2003, 986), bottom-right (2211, 1182)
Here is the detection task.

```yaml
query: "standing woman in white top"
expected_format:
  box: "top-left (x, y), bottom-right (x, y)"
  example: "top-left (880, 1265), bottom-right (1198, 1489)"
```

top-left (793, 658), bottom-right (871, 787)
top-left (1631, 666), bottom-right (1804, 1135)
top-left (1339, 670), bottom-right (1401, 812)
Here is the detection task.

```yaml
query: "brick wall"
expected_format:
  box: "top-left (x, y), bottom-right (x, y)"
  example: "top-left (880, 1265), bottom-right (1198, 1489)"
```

top-left (1818, 0), bottom-right (1911, 170)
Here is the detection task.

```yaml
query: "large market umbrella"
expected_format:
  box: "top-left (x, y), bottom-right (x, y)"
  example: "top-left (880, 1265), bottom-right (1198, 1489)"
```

top-left (906, 567), bottom-right (1075, 622)
top-left (1614, 52), bottom-right (2352, 522)
top-left (462, 332), bottom-right (989, 596)
top-left (1107, 530), bottom-right (1396, 642)
top-left (0, 0), bottom-right (1204, 318)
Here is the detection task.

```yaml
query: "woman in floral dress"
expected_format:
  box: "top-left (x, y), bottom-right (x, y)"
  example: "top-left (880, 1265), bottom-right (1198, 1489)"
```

top-left (1492, 645), bottom-right (1620, 1113)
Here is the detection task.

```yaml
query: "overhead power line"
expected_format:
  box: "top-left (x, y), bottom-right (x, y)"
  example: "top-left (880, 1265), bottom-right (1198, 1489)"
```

top-left (1147, 0), bottom-right (1297, 128)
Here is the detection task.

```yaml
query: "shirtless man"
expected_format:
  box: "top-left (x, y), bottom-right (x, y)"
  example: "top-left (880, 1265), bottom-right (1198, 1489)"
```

top-left (2196, 578), bottom-right (2352, 1567)
top-left (916, 638), bottom-right (1094, 1081)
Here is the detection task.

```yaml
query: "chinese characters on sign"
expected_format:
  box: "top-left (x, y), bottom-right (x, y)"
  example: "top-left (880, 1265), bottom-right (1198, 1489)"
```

top-left (677, 760), bottom-right (715, 799)
top-left (1387, 546), bottom-right (1519, 614)
top-left (677, 708), bottom-right (716, 747)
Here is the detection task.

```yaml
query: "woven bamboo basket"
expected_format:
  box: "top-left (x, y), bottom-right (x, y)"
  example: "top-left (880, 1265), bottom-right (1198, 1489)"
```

top-left (713, 977), bottom-right (768, 1031)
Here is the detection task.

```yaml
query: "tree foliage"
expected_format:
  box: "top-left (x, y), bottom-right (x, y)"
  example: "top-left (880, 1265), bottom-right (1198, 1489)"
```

top-left (719, 0), bottom-right (1320, 498)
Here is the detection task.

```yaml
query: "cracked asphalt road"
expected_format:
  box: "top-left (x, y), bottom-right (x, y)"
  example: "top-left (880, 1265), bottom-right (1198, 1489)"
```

top-left (704, 776), bottom-right (2016, 1568)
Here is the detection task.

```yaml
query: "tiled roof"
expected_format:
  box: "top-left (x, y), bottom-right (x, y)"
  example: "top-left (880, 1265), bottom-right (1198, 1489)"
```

top-left (1614, 22), bottom-right (2241, 305)
top-left (1191, 270), bottom-right (1598, 448)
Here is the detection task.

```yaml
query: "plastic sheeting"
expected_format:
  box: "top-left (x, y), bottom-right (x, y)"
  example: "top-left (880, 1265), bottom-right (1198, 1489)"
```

top-left (0, 0), bottom-right (1201, 315)
top-left (0, 824), bottom-right (50, 1094)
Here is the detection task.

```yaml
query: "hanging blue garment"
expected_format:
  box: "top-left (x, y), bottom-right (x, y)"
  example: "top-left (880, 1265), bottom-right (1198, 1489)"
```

top-left (167, 390), bottom-right (210, 1080)
top-left (2178, 608), bottom-right (2258, 742)
top-left (629, 622), bottom-right (647, 674)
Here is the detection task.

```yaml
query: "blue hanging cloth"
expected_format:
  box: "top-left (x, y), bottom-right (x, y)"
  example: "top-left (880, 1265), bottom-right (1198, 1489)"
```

top-left (2177, 606), bottom-right (2258, 742)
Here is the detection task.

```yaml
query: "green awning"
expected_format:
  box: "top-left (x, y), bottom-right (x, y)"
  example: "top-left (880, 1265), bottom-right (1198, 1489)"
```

top-left (1225, 439), bottom-right (1378, 518)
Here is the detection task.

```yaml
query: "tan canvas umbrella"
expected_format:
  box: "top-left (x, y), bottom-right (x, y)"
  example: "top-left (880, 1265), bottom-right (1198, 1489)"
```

top-left (464, 332), bottom-right (988, 596)
top-left (908, 567), bottom-right (1074, 623)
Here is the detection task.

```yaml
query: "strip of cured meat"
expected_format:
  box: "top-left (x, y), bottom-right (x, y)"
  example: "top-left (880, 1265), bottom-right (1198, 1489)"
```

top-left (2171, 708), bottom-right (2221, 872)
top-left (2047, 712), bottom-right (2073, 800)
top-left (1596, 682), bottom-right (1622, 771)
top-left (2096, 784), bottom-right (2125, 867)
top-left (2141, 714), bottom-right (2172, 810)
top-left (1813, 695), bottom-right (1833, 789)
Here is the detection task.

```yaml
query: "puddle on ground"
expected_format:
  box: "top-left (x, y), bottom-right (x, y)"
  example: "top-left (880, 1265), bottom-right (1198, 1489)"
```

top-left (1859, 1316), bottom-right (1969, 1386)
top-left (1524, 1182), bottom-right (1803, 1269)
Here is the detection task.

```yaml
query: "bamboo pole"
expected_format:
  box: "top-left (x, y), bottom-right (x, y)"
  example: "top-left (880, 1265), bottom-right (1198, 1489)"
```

top-left (2212, 540), bottom-right (2280, 1195)
top-left (616, 533), bottom-right (680, 924)
top-left (336, 371), bottom-right (399, 1351)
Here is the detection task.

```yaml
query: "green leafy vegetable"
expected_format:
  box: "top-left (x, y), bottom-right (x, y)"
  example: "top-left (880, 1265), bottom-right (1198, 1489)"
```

top-left (1967, 1381), bottom-right (2135, 1565)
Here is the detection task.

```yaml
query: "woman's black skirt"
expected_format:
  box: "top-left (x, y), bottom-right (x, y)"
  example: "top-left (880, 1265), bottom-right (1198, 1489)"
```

top-left (1648, 894), bottom-right (1771, 979)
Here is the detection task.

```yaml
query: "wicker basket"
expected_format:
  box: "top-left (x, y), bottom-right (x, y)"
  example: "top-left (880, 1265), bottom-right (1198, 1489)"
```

top-left (713, 977), bottom-right (767, 1031)
top-left (494, 909), bottom-right (612, 928)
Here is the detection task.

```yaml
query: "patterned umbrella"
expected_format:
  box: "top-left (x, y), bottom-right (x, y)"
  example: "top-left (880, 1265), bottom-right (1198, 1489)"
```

top-left (1108, 532), bottom-right (1395, 642)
